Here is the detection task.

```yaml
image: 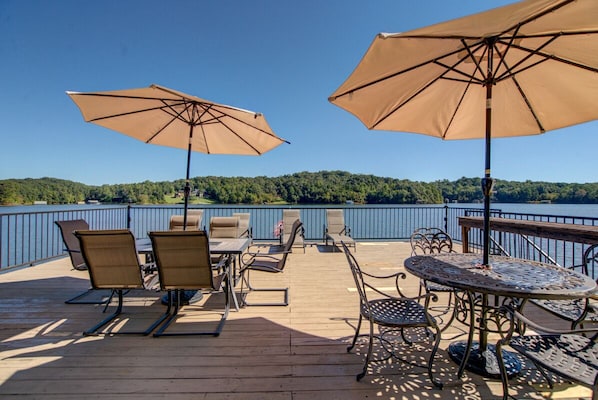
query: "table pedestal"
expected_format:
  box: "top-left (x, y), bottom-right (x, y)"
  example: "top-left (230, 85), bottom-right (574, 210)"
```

top-left (448, 341), bottom-right (521, 379)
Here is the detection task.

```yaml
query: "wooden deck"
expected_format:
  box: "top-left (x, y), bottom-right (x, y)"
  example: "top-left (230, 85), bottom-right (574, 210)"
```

top-left (0, 241), bottom-right (591, 399)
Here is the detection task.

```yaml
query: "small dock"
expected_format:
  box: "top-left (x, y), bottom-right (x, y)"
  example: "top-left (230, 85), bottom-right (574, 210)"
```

top-left (0, 241), bottom-right (591, 399)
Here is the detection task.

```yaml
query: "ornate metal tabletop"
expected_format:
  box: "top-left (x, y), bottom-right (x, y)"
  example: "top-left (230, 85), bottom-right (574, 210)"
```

top-left (405, 253), bottom-right (597, 300)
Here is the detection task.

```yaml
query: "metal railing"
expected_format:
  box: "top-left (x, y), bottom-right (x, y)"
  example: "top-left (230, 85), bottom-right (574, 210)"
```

top-left (461, 208), bottom-right (598, 277)
top-left (2, 204), bottom-right (598, 273)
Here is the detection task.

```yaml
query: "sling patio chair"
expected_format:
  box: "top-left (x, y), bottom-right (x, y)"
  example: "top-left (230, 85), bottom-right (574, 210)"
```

top-left (149, 230), bottom-right (229, 337)
top-left (209, 215), bottom-right (242, 271)
top-left (410, 227), bottom-right (459, 333)
top-left (209, 216), bottom-right (240, 238)
top-left (75, 229), bottom-right (169, 336)
top-left (163, 212), bottom-right (204, 305)
top-left (233, 212), bottom-right (252, 239)
top-left (341, 242), bottom-right (442, 387)
top-left (281, 209), bottom-right (305, 252)
top-left (239, 219), bottom-right (303, 306)
top-left (168, 214), bottom-right (202, 231)
top-left (496, 305), bottom-right (598, 400)
top-left (55, 219), bottom-right (115, 306)
top-left (324, 209), bottom-right (355, 252)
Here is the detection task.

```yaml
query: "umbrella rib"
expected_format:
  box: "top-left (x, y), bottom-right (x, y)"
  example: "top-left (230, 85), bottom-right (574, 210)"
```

top-left (493, 34), bottom-right (556, 82)
top-left (201, 107), bottom-right (264, 155)
top-left (145, 102), bottom-right (194, 143)
top-left (204, 105), bottom-right (285, 141)
top-left (442, 81), bottom-right (473, 139)
top-left (511, 75), bottom-right (545, 133)
top-left (86, 101), bottom-right (188, 123)
top-left (370, 42), bottom-right (487, 129)
top-left (330, 42), bottom-right (479, 101)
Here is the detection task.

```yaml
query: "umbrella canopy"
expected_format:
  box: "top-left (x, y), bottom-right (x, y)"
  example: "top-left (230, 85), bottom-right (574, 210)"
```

top-left (68, 84), bottom-right (288, 221)
top-left (329, 0), bottom-right (598, 266)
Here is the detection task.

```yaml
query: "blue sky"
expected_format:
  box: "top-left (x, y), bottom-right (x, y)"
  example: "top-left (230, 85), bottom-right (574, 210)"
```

top-left (1, 0), bottom-right (596, 186)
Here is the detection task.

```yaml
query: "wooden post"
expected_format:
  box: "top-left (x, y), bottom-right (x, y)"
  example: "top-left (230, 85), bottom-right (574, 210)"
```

top-left (461, 225), bottom-right (470, 253)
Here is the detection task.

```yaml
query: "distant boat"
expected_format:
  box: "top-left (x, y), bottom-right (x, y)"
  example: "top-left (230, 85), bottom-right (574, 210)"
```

top-left (346, 200), bottom-right (354, 205)
top-left (86, 200), bottom-right (101, 205)
top-left (33, 201), bottom-right (47, 205)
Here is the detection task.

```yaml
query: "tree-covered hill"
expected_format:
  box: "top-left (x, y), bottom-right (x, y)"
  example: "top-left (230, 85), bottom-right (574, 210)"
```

top-left (1, 172), bottom-right (597, 205)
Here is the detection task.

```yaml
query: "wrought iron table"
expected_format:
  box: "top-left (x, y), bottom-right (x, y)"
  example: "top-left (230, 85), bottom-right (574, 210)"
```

top-left (404, 253), bottom-right (597, 378)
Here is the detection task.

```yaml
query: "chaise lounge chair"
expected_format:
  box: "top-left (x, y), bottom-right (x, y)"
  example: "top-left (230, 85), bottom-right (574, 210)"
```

top-left (281, 209), bottom-right (305, 252)
top-left (324, 209), bottom-right (355, 252)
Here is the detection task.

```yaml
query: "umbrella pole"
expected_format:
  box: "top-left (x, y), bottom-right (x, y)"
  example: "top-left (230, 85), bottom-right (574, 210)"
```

top-left (183, 125), bottom-right (194, 230)
top-left (481, 39), bottom-right (496, 267)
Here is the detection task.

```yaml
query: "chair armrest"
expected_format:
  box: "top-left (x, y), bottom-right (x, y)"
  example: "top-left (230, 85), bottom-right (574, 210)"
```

top-left (64, 248), bottom-right (81, 254)
top-left (241, 249), bottom-right (289, 266)
top-left (212, 255), bottom-right (228, 272)
top-left (344, 225), bottom-right (351, 236)
top-left (359, 269), bottom-right (435, 301)
top-left (500, 305), bottom-right (598, 337)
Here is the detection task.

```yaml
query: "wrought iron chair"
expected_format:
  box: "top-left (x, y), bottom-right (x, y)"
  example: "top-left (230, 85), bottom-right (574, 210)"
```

top-left (239, 219), bottom-right (303, 306)
top-left (324, 209), bottom-right (355, 252)
top-left (75, 229), bottom-right (169, 336)
top-left (341, 242), bottom-right (443, 387)
top-left (410, 227), bottom-right (458, 332)
top-left (496, 305), bottom-right (598, 400)
top-left (149, 230), bottom-right (229, 337)
top-left (55, 219), bottom-right (115, 306)
top-left (529, 243), bottom-right (598, 330)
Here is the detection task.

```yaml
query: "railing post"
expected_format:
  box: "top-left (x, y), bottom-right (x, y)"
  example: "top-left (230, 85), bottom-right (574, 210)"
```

top-left (127, 204), bottom-right (132, 230)
top-left (443, 204), bottom-right (449, 233)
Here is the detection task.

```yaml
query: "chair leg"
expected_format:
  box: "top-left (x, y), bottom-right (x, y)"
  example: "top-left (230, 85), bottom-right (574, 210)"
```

top-left (153, 288), bottom-right (229, 337)
top-left (357, 319), bottom-right (375, 381)
top-left (239, 270), bottom-right (289, 307)
top-left (84, 289), bottom-right (167, 336)
top-left (427, 324), bottom-right (444, 389)
top-left (347, 313), bottom-right (363, 352)
top-left (83, 290), bottom-right (125, 336)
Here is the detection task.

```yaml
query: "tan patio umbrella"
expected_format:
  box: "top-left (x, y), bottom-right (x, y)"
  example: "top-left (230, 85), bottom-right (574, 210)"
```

top-left (68, 84), bottom-right (288, 223)
top-left (329, 0), bottom-right (598, 267)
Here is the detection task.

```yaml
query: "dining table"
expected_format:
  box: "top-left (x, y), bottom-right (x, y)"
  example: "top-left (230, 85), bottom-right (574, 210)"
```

top-left (136, 237), bottom-right (252, 311)
top-left (404, 253), bottom-right (597, 379)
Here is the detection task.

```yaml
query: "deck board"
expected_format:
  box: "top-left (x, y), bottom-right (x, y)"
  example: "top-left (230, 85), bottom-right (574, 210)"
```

top-left (0, 241), bottom-right (591, 399)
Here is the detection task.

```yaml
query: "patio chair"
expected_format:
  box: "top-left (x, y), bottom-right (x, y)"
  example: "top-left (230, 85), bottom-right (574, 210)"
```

top-left (75, 229), bottom-right (169, 336)
top-left (209, 215), bottom-right (242, 270)
top-left (324, 209), bottom-right (355, 252)
top-left (239, 219), bottom-right (303, 306)
top-left (410, 227), bottom-right (458, 332)
top-left (209, 216), bottom-right (239, 238)
top-left (496, 305), bottom-right (598, 400)
top-left (168, 213), bottom-right (202, 231)
top-left (341, 242), bottom-right (442, 387)
top-left (149, 230), bottom-right (229, 337)
top-left (281, 209), bottom-right (305, 252)
top-left (233, 212), bottom-right (252, 239)
top-left (161, 213), bottom-right (204, 305)
top-left (55, 219), bottom-right (115, 306)
top-left (528, 243), bottom-right (598, 330)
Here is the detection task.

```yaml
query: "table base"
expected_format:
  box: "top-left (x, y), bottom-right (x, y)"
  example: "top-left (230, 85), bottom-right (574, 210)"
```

top-left (448, 341), bottom-right (521, 379)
